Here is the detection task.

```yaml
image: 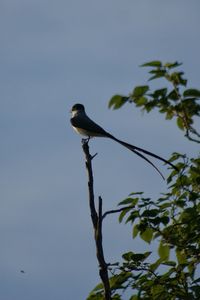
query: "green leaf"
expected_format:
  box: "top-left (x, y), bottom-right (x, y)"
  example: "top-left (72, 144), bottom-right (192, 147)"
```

top-left (109, 272), bottom-right (132, 290)
top-left (108, 95), bottom-right (128, 109)
top-left (188, 262), bottom-right (195, 277)
top-left (134, 96), bottom-right (148, 107)
top-left (131, 252), bottom-right (151, 262)
top-left (89, 282), bottom-right (104, 293)
top-left (151, 284), bottom-right (165, 297)
top-left (118, 197), bottom-right (138, 206)
top-left (159, 202), bottom-right (172, 209)
top-left (165, 110), bottom-right (174, 120)
top-left (176, 116), bottom-right (185, 130)
top-left (122, 251), bottom-right (135, 261)
top-left (129, 192), bottom-right (143, 196)
top-left (143, 251), bottom-right (152, 259)
top-left (140, 227), bottom-right (153, 244)
top-left (160, 216), bottom-right (169, 225)
top-left (132, 224), bottom-right (139, 238)
top-left (148, 70), bottom-right (166, 81)
top-left (150, 217), bottom-right (162, 225)
top-left (125, 211), bottom-right (139, 224)
top-left (150, 258), bottom-right (163, 272)
top-left (164, 61), bottom-right (182, 69)
top-left (123, 251), bottom-right (151, 262)
top-left (141, 209), bottom-right (159, 217)
top-left (169, 71), bottom-right (184, 85)
top-left (153, 88), bottom-right (168, 98)
top-left (141, 60), bottom-right (162, 67)
top-left (112, 294), bottom-right (121, 300)
top-left (183, 88), bottom-right (200, 98)
top-left (158, 242), bottom-right (170, 261)
top-left (131, 85), bottom-right (149, 97)
top-left (167, 89), bottom-right (179, 100)
top-left (118, 208), bottom-right (132, 223)
top-left (86, 292), bottom-right (104, 300)
top-left (129, 296), bottom-right (138, 300)
top-left (176, 249), bottom-right (187, 265)
top-left (168, 152), bottom-right (183, 162)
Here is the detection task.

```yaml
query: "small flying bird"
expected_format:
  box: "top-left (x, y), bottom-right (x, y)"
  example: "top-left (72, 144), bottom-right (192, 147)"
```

top-left (70, 103), bottom-right (178, 179)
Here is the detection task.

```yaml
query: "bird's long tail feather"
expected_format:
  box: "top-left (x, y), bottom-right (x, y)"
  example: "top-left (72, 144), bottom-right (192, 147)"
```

top-left (107, 133), bottom-right (178, 179)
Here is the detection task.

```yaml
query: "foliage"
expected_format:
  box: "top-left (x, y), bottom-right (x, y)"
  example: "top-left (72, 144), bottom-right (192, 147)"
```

top-left (87, 61), bottom-right (200, 300)
top-left (109, 61), bottom-right (200, 143)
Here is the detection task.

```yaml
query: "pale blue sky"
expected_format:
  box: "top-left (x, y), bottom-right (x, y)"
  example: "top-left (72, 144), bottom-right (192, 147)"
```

top-left (1, 1), bottom-right (200, 299)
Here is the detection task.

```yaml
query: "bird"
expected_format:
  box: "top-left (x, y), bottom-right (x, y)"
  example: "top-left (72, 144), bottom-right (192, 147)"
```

top-left (70, 103), bottom-right (178, 179)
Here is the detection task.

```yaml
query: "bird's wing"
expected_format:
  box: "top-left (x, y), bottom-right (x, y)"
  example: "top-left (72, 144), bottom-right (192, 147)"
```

top-left (70, 115), bottom-right (109, 137)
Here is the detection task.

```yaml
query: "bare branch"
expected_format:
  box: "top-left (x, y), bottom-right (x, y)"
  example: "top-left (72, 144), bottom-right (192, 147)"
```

top-left (185, 127), bottom-right (200, 143)
top-left (82, 140), bottom-right (98, 227)
top-left (82, 140), bottom-right (111, 300)
top-left (102, 205), bottom-right (136, 220)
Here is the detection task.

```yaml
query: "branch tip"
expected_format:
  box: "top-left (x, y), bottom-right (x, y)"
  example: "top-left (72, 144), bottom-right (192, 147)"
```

top-left (91, 152), bottom-right (98, 160)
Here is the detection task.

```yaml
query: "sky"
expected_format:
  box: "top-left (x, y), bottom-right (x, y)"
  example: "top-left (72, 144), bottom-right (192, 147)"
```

top-left (0, 1), bottom-right (200, 299)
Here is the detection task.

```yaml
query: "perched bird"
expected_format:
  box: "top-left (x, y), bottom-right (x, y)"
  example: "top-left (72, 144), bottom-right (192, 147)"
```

top-left (70, 103), bottom-right (177, 179)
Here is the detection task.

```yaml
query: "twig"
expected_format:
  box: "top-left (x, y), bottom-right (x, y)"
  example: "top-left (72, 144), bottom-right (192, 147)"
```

top-left (82, 140), bottom-right (111, 300)
top-left (173, 83), bottom-right (200, 144)
top-left (185, 127), bottom-right (200, 143)
top-left (102, 206), bottom-right (136, 220)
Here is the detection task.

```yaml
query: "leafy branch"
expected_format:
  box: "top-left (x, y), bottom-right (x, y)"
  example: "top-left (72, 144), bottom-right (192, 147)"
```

top-left (109, 61), bottom-right (200, 143)
top-left (85, 61), bottom-right (200, 299)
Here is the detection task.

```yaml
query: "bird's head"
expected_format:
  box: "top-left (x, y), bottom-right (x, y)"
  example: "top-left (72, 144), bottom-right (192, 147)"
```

top-left (70, 103), bottom-right (85, 117)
